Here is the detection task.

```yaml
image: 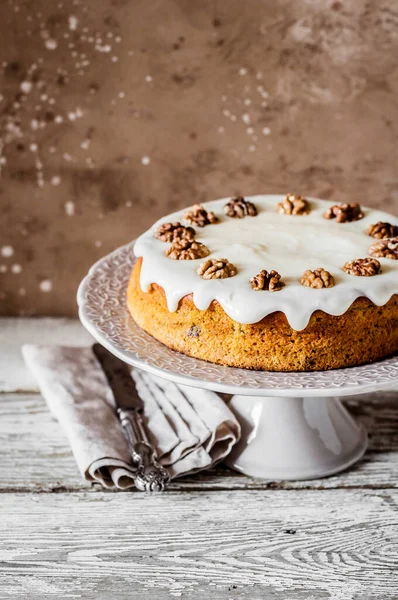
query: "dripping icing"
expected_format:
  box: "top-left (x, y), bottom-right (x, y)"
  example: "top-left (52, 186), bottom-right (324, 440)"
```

top-left (134, 195), bottom-right (398, 331)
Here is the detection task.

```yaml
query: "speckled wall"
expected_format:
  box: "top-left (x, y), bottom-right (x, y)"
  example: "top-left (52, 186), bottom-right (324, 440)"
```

top-left (1, 0), bottom-right (398, 316)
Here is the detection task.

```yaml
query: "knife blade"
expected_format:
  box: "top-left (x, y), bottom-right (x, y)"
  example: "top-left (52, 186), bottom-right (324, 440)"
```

top-left (92, 343), bottom-right (170, 492)
top-left (93, 343), bottom-right (144, 412)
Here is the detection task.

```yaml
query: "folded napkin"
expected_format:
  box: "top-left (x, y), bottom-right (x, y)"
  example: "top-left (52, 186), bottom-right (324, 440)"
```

top-left (22, 345), bottom-right (240, 489)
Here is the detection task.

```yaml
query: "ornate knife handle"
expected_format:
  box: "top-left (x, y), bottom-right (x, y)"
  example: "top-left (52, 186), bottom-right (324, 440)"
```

top-left (117, 407), bottom-right (170, 492)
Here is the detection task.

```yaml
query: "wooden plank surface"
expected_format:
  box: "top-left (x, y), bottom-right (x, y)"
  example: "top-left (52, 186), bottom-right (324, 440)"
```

top-left (1, 391), bottom-right (398, 492)
top-left (1, 489), bottom-right (398, 599)
top-left (0, 318), bottom-right (93, 393)
top-left (1, 318), bottom-right (398, 599)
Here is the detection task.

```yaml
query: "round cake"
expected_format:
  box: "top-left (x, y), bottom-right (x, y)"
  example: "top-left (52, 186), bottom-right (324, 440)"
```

top-left (127, 194), bottom-right (398, 371)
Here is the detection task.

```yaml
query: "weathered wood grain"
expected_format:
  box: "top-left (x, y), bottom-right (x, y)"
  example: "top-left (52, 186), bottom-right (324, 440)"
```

top-left (1, 318), bottom-right (398, 599)
top-left (1, 490), bottom-right (398, 599)
top-left (0, 317), bottom-right (93, 393)
top-left (1, 391), bottom-right (398, 492)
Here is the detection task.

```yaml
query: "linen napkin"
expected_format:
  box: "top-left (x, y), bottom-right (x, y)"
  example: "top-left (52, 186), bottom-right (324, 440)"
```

top-left (22, 345), bottom-right (240, 489)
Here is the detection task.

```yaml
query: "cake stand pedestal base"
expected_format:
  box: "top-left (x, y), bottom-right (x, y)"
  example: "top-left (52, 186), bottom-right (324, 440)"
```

top-left (225, 395), bottom-right (368, 480)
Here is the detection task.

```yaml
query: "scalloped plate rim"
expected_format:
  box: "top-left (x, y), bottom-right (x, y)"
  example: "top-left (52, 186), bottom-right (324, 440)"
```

top-left (77, 242), bottom-right (398, 397)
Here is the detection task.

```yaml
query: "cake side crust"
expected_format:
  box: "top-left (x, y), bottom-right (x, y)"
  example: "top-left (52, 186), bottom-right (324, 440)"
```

top-left (127, 259), bottom-right (398, 372)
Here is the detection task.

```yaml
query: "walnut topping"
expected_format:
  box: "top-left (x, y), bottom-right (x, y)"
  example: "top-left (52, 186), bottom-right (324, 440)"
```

top-left (343, 258), bottom-right (382, 276)
top-left (366, 221), bottom-right (398, 239)
top-left (250, 270), bottom-right (284, 292)
top-left (323, 202), bottom-right (364, 223)
top-left (276, 194), bottom-right (310, 216)
top-left (197, 258), bottom-right (237, 279)
top-left (224, 196), bottom-right (257, 218)
top-left (368, 238), bottom-right (398, 260)
top-left (166, 239), bottom-right (210, 260)
top-left (155, 221), bottom-right (195, 243)
top-left (183, 204), bottom-right (219, 227)
top-left (300, 268), bottom-right (335, 289)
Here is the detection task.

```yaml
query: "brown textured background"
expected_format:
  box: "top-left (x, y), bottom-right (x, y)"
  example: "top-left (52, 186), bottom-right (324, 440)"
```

top-left (1, 0), bottom-right (398, 316)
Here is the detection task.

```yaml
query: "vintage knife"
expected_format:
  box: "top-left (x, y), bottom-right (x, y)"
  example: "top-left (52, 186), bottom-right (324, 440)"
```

top-left (92, 343), bottom-right (170, 492)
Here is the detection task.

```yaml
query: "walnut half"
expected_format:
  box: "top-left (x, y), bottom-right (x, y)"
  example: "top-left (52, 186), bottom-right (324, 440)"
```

top-left (368, 238), bottom-right (398, 260)
top-left (155, 221), bottom-right (195, 243)
top-left (197, 258), bottom-right (237, 279)
top-left (250, 270), bottom-right (284, 291)
top-left (224, 196), bottom-right (257, 218)
top-left (323, 202), bottom-right (364, 223)
top-left (276, 194), bottom-right (310, 216)
top-left (366, 221), bottom-right (398, 239)
top-left (301, 268), bottom-right (335, 289)
top-left (183, 204), bottom-right (219, 227)
top-left (343, 258), bottom-right (382, 276)
top-left (166, 239), bottom-right (210, 260)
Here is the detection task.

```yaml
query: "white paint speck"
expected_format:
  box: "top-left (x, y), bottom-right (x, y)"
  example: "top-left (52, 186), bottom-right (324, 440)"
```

top-left (244, 98), bottom-right (252, 106)
top-left (68, 15), bottom-right (78, 30)
top-left (19, 288), bottom-right (26, 296)
top-left (141, 156), bottom-right (151, 166)
top-left (65, 201), bottom-right (75, 216)
top-left (80, 139), bottom-right (90, 150)
top-left (39, 280), bottom-right (53, 292)
top-left (111, 56), bottom-right (119, 63)
top-left (118, 91), bottom-right (125, 98)
top-left (242, 113), bottom-right (251, 124)
top-left (31, 119), bottom-right (39, 130)
top-left (54, 115), bottom-right (64, 124)
top-left (239, 67), bottom-right (248, 76)
top-left (257, 85), bottom-right (269, 99)
top-left (51, 175), bottom-right (61, 186)
top-left (249, 144), bottom-right (256, 152)
top-left (246, 127), bottom-right (254, 135)
top-left (262, 127), bottom-right (271, 135)
top-left (145, 75), bottom-right (152, 83)
top-left (95, 240), bottom-right (103, 247)
top-left (11, 264), bottom-right (22, 274)
top-left (20, 81), bottom-right (33, 94)
top-left (63, 153), bottom-right (72, 161)
top-left (68, 107), bottom-right (83, 121)
top-left (45, 38), bottom-right (58, 50)
top-left (95, 43), bottom-right (112, 53)
top-left (218, 126), bottom-right (224, 133)
top-left (0, 265), bottom-right (7, 273)
top-left (1, 246), bottom-right (14, 258)
top-left (29, 143), bottom-right (38, 152)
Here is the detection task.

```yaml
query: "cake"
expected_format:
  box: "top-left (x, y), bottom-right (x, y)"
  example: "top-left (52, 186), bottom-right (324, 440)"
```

top-left (127, 194), bottom-right (398, 371)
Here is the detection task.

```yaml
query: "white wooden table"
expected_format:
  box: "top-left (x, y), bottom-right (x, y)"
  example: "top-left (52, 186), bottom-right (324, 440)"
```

top-left (1, 319), bottom-right (398, 599)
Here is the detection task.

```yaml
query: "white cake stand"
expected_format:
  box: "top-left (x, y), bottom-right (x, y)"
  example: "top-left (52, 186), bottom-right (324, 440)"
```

top-left (77, 243), bottom-right (398, 480)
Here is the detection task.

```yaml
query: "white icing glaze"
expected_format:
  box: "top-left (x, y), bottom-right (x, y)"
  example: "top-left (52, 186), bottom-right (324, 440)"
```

top-left (133, 195), bottom-right (398, 331)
